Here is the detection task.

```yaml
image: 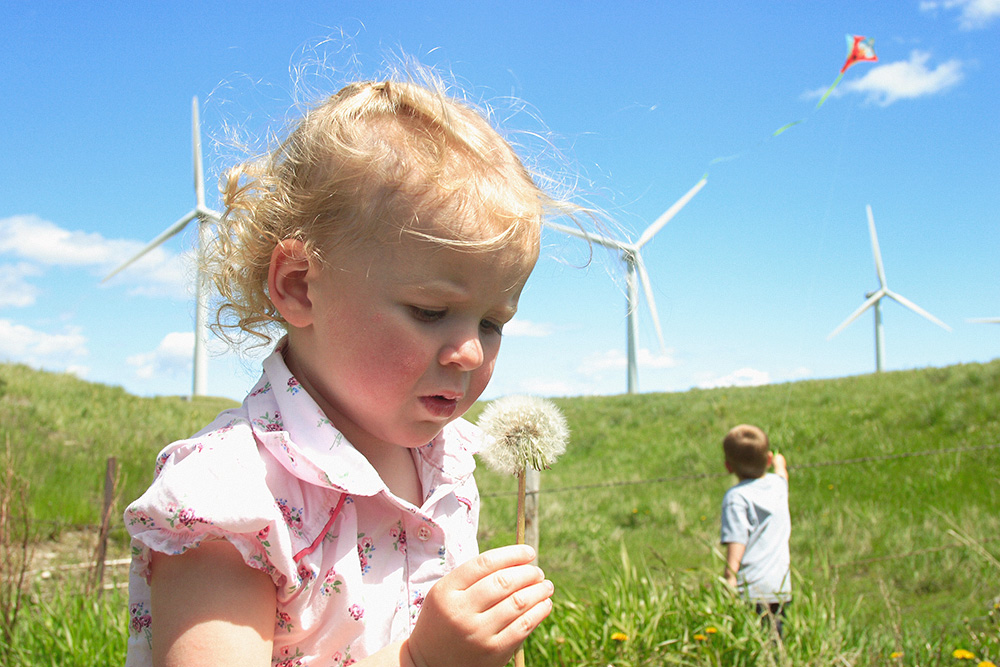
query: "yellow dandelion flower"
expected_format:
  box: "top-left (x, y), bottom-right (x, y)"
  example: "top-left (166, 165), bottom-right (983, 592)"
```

top-left (611, 632), bottom-right (628, 642)
top-left (828, 484), bottom-right (834, 490)
top-left (977, 661), bottom-right (996, 667)
top-left (953, 649), bottom-right (975, 660)
top-left (705, 626), bottom-right (718, 634)
top-left (694, 633), bottom-right (707, 641)
top-left (890, 652), bottom-right (904, 659)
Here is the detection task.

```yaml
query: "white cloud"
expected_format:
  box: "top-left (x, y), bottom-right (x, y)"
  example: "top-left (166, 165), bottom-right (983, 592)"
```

top-left (0, 215), bottom-right (190, 299)
top-left (127, 332), bottom-right (194, 379)
top-left (839, 51), bottom-right (964, 106)
top-left (503, 319), bottom-right (554, 337)
top-left (65, 364), bottom-right (90, 379)
top-left (0, 319), bottom-right (88, 368)
top-left (515, 378), bottom-right (581, 397)
top-left (920, 0), bottom-right (1000, 29)
top-left (698, 367), bottom-right (771, 389)
top-left (0, 263), bottom-right (41, 308)
top-left (787, 366), bottom-right (812, 381)
top-left (580, 347), bottom-right (678, 375)
top-left (1, 215), bottom-right (125, 267)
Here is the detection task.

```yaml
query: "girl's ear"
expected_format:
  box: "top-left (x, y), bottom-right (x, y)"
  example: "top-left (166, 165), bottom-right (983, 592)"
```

top-left (268, 239), bottom-right (314, 328)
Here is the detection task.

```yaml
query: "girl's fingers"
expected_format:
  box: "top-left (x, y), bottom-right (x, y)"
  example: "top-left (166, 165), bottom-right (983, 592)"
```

top-left (492, 591), bottom-right (554, 646)
top-left (446, 545), bottom-right (537, 591)
top-left (465, 563), bottom-right (547, 609)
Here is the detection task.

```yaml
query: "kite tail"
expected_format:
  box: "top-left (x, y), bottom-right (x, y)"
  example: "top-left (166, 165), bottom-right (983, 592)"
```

top-left (772, 119), bottom-right (804, 137)
top-left (815, 71), bottom-right (844, 110)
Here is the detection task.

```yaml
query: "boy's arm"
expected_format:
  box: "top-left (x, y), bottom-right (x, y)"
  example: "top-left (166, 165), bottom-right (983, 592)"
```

top-left (723, 542), bottom-right (746, 588)
top-left (772, 452), bottom-right (789, 481)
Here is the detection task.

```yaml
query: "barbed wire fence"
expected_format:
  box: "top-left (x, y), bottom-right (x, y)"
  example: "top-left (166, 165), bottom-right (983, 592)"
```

top-left (22, 441), bottom-right (1000, 586)
top-left (481, 442), bottom-right (1000, 571)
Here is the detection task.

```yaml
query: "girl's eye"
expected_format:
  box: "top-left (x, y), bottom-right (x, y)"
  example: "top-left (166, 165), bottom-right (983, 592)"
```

top-left (411, 307), bottom-right (446, 322)
top-left (480, 319), bottom-right (503, 335)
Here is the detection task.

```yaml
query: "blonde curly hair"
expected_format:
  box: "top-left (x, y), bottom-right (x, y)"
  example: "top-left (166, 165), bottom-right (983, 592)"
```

top-left (207, 72), bottom-right (559, 349)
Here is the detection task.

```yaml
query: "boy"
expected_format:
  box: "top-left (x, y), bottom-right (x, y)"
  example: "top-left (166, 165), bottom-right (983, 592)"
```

top-left (719, 424), bottom-right (791, 637)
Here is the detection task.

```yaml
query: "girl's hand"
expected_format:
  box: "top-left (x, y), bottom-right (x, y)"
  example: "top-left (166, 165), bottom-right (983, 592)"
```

top-left (403, 544), bottom-right (553, 667)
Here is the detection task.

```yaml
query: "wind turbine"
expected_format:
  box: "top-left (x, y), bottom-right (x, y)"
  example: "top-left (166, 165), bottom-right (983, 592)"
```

top-left (827, 204), bottom-right (951, 373)
top-left (103, 96), bottom-right (222, 398)
top-left (545, 176), bottom-right (707, 394)
top-left (968, 317), bottom-right (1000, 324)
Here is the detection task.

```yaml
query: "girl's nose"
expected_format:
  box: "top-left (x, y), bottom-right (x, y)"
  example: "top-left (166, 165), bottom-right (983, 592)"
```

top-left (440, 332), bottom-right (484, 370)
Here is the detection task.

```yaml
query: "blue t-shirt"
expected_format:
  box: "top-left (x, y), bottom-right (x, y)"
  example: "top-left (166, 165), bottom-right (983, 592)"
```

top-left (720, 473), bottom-right (791, 603)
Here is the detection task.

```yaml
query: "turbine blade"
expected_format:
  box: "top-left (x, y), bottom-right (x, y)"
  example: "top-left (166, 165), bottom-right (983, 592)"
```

top-left (197, 206), bottom-right (224, 223)
top-left (635, 255), bottom-right (666, 351)
top-left (867, 205), bottom-right (888, 289)
top-left (636, 176), bottom-right (707, 248)
top-left (827, 291), bottom-right (882, 340)
top-left (885, 290), bottom-right (952, 332)
top-left (968, 317), bottom-right (1000, 324)
top-left (102, 210), bottom-right (197, 282)
top-left (193, 96), bottom-right (206, 209)
top-left (544, 220), bottom-right (633, 252)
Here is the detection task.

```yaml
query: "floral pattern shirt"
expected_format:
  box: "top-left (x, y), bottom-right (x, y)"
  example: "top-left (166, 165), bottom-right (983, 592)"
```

top-left (123, 347), bottom-right (482, 667)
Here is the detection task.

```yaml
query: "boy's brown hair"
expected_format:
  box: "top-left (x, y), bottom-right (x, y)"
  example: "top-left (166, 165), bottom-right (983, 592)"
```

top-left (723, 424), bottom-right (771, 479)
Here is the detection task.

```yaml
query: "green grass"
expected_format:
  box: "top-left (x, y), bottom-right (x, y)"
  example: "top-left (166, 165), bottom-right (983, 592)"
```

top-left (1, 587), bottom-right (129, 666)
top-left (2, 359), bottom-right (999, 664)
top-left (472, 361), bottom-right (1000, 658)
top-left (0, 363), bottom-right (236, 534)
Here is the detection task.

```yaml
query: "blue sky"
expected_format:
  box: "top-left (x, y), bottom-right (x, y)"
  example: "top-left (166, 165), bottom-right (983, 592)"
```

top-left (2, 2), bottom-right (998, 402)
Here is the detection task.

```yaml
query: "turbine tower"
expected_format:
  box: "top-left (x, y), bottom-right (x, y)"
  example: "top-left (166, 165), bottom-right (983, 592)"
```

top-left (103, 96), bottom-right (221, 398)
top-left (827, 204), bottom-right (951, 372)
top-left (545, 176), bottom-right (707, 393)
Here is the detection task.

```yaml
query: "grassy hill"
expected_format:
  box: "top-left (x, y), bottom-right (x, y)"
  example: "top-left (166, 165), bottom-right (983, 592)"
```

top-left (2, 359), bottom-right (998, 664)
top-left (471, 362), bottom-right (1000, 637)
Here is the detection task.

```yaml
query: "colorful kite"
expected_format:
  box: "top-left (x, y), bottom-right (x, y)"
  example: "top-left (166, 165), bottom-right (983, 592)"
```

top-left (841, 34), bottom-right (878, 73)
top-left (709, 34), bottom-right (879, 166)
top-left (816, 34), bottom-right (878, 108)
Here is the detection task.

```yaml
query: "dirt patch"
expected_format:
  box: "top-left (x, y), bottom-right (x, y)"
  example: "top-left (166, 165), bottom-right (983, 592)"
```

top-left (27, 529), bottom-right (131, 590)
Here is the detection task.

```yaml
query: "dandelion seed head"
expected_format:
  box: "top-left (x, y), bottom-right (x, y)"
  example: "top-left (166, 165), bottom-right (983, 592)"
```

top-left (477, 395), bottom-right (569, 476)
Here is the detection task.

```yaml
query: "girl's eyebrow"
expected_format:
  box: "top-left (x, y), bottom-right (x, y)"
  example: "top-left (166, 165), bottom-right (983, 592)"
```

top-left (407, 279), bottom-right (520, 319)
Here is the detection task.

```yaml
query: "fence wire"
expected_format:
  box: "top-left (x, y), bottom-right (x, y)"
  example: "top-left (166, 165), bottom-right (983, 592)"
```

top-left (481, 442), bottom-right (1000, 498)
top-left (481, 441), bottom-right (1000, 571)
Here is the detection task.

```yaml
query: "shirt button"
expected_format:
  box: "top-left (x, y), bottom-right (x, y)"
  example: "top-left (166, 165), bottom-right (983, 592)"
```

top-left (416, 524), bottom-right (432, 541)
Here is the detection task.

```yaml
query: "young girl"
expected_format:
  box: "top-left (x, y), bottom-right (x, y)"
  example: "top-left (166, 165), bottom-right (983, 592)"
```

top-left (124, 73), bottom-right (564, 667)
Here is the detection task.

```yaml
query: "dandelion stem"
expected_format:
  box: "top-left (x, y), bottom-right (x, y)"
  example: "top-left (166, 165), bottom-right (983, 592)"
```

top-left (516, 467), bottom-right (526, 546)
top-left (515, 466), bottom-right (527, 667)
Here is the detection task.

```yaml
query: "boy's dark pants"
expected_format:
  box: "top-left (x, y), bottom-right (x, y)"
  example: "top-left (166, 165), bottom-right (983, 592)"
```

top-left (755, 601), bottom-right (789, 639)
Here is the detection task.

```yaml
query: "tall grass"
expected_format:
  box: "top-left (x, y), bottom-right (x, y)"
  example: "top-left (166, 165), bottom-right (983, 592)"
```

top-left (2, 359), bottom-right (999, 664)
top-left (0, 363), bottom-right (237, 532)
top-left (0, 586), bottom-right (128, 666)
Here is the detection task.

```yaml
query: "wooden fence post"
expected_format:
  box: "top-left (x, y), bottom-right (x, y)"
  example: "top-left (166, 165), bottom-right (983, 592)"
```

top-left (90, 457), bottom-right (117, 596)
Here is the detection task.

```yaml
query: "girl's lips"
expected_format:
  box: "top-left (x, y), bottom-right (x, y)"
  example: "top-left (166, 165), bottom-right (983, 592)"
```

top-left (420, 394), bottom-right (459, 418)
